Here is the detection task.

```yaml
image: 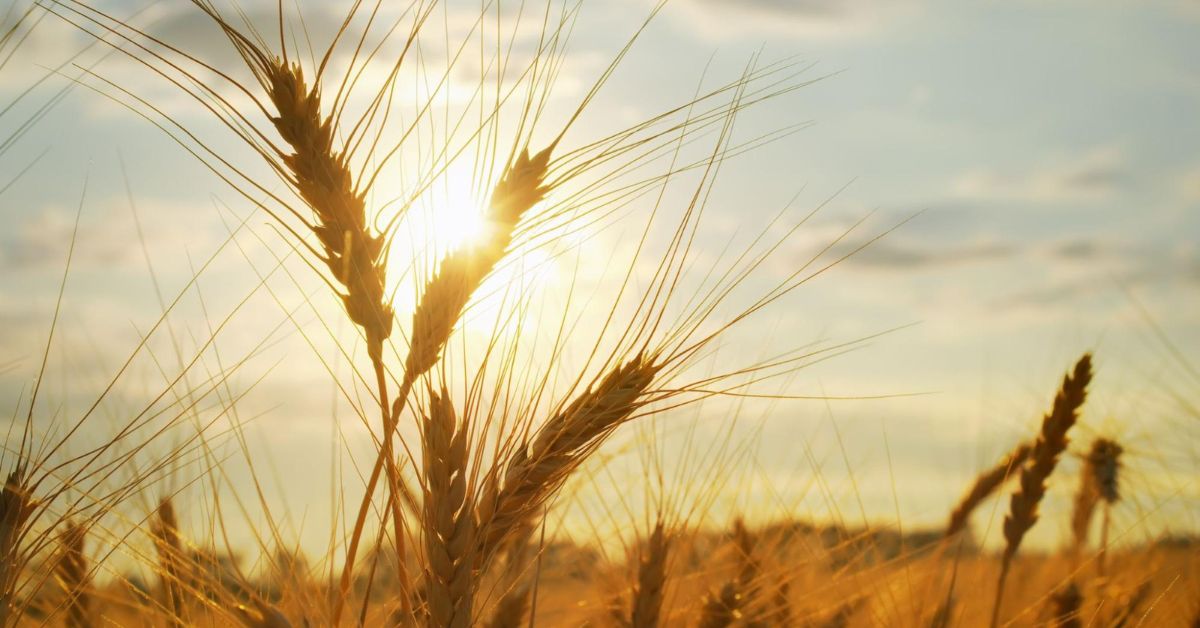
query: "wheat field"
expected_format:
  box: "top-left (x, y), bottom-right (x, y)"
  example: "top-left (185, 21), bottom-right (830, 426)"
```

top-left (0, 1), bottom-right (1197, 627)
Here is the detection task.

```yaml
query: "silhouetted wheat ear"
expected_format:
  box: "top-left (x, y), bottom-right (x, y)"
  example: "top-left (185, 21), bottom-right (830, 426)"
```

top-left (1071, 437), bottom-right (1122, 552)
top-left (264, 60), bottom-right (392, 356)
top-left (485, 585), bottom-right (530, 628)
top-left (991, 352), bottom-right (1093, 628)
top-left (732, 519), bottom-right (763, 622)
top-left (630, 522), bottom-right (670, 628)
top-left (0, 468), bottom-right (35, 619)
top-left (474, 353), bottom-right (658, 566)
top-left (1002, 354), bottom-right (1093, 559)
top-left (772, 578), bottom-right (793, 628)
top-left (1046, 581), bottom-right (1082, 628)
top-left (235, 598), bottom-right (294, 628)
top-left (152, 498), bottom-right (187, 628)
top-left (56, 521), bottom-right (91, 628)
top-left (697, 581), bottom-right (739, 628)
top-left (1087, 438), bottom-right (1123, 505)
top-left (421, 389), bottom-right (474, 628)
top-left (405, 145), bottom-right (553, 385)
top-left (1108, 582), bottom-right (1151, 628)
top-left (946, 442), bottom-right (1032, 538)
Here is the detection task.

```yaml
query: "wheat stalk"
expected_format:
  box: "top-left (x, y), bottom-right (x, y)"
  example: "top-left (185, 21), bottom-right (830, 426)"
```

top-left (420, 388), bottom-right (474, 628)
top-left (946, 443), bottom-right (1032, 538)
top-left (990, 353), bottom-right (1093, 628)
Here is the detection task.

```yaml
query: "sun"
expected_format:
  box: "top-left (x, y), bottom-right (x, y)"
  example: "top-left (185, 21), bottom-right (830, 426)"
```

top-left (429, 200), bottom-right (488, 253)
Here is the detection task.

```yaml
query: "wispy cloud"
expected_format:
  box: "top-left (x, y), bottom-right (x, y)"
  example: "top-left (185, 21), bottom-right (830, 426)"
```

top-left (670, 0), bottom-right (923, 41)
top-left (838, 237), bottom-right (1015, 271)
top-left (951, 146), bottom-right (1126, 204)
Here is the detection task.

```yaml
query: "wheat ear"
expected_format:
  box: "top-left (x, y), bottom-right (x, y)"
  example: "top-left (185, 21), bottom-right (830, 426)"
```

top-left (1071, 437), bottom-right (1123, 558)
top-left (732, 519), bottom-right (762, 622)
top-left (343, 145), bottom-right (553, 621)
top-left (990, 353), bottom-right (1093, 628)
top-left (421, 389), bottom-right (474, 628)
top-left (257, 55), bottom-right (409, 624)
top-left (1108, 581), bottom-right (1151, 628)
top-left (631, 522), bottom-right (670, 628)
top-left (475, 353), bottom-right (658, 567)
top-left (1046, 581), bottom-right (1082, 628)
top-left (0, 468), bottom-right (36, 623)
top-left (697, 582), bottom-right (739, 628)
top-left (264, 60), bottom-right (393, 353)
top-left (152, 498), bottom-right (187, 628)
top-left (56, 521), bottom-right (91, 628)
top-left (405, 145), bottom-right (553, 383)
top-left (485, 585), bottom-right (531, 628)
top-left (945, 443), bottom-right (1032, 538)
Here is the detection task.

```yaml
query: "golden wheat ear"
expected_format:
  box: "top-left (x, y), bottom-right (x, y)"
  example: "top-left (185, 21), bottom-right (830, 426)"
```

top-left (0, 467), bottom-right (37, 619)
top-left (991, 352), bottom-right (1093, 628)
top-left (474, 353), bottom-right (659, 568)
top-left (420, 388), bottom-right (474, 628)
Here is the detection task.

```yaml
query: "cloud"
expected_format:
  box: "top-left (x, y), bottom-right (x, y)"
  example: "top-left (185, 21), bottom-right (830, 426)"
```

top-left (993, 238), bottom-right (1200, 311)
top-left (839, 238), bottom-right (1015, 271)
top-left (951, 146), bottom-right (1126, 204)
top-left (0, 195), bottom-right (221, 272)
top-left (670, 0), bottom-right (923, 41)
top-left (1175, 164), bottom-right (1200, 202)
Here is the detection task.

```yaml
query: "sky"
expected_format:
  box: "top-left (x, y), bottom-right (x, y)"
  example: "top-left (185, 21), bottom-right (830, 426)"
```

top-left (0, 0), bottom-right (1197, 560)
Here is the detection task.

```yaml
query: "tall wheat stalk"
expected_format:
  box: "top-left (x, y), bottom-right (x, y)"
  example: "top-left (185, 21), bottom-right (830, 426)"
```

top-left (990, 353), bottom-right (1093, 628)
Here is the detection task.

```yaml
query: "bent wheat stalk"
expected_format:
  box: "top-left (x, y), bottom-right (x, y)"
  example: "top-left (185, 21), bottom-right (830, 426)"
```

top-left (946, 442), bottom-right (1032, 538)
top-left (990, 353), bottom-right (1093, 628)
